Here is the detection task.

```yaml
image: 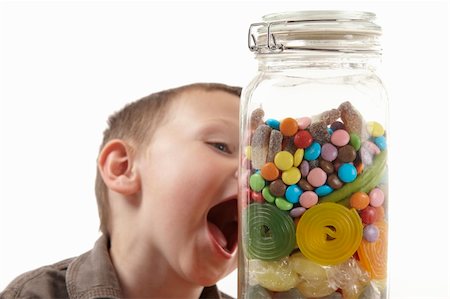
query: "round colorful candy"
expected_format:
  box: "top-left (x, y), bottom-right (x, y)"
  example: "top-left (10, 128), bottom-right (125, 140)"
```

top-left (300, 160), bottom-right (310, 177)
top-left (260, 162), bottom-right (280, 181)
top-left (315, 185), bottom-right (333, 197)
top-left (338, 163), bottom-right (357, 183)
top-left (262, 186), bottom-right (276, 203)
top-left (363, 224), bottom-right (380, 242)
top-left (293, 148), bottom-right (304, 167)
top-left (299, 191), bottom-right (318, 208)
top-left (275, 197), bottom-right (294, 211)
top-left (367, 121), bottom-right (384, 137)
top-left (297, 117), bottom-right (312, 129)
top-left (360, 206), bottom-right (378, 224)
top-left (285, 184), bottom-right (302, 204)
top-left (304, 142), bottom-right (321, 161)
top-left (280, 117), bottom-right (299, 137)
top-left (250, 173), bottom-right (265, 192)
top-left (290, 207), bottom-right (306, 218)
top-left (265, 118), bottom-right (280, 130)
top-left (307, 167), bottom-right (327, 187)
top-left (282, 167), bottom-right (301, 185)
top-left (294, 130), bottom-right (313, 149)
top-left (269, 179), bottom-right (286, 197)
top-left (331, 129), bottom-right (350, 147)
top-left (274, 151), bottom-right (294, 171)
top-left (374, 136), bottom-right (387, 151)
top-left (350, 133), bottom-right (361, 151)
top-left (338, 145), bottom-right (357, 162)
top-left (251, 191), bottom-right (264, 203)
top-left (369, 187), bottom-right (385, 207)
top-left (350, 191), bottom-right (370, 210)
top-left (321, 143), bottom-right (338, 162)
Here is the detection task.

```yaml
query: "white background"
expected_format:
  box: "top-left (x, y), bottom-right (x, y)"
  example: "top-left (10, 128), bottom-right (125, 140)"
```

top-left (0, 1), bottom-right (449, 298)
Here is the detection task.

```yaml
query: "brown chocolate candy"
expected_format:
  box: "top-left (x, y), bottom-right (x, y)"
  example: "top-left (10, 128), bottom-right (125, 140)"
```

top-left (319, 159), bottom-right (334, 174)
top-left (298, 179), bottom-right (314, 191)
top-left (338, 144), bottom-right (357, 163)
top-left (330, 121), bottom-right (345, 131)
top-left (327, 173), bottom-right (343, 189)
top-left (269, 179), bottom-right (286, 197)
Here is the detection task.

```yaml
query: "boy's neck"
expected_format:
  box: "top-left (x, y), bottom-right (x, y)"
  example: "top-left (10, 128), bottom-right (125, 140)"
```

top-left (109, 233), bottom-right (204, 299)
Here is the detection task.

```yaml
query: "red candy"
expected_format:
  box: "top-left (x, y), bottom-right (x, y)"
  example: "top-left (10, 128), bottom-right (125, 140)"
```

top-left (360, 206), bottom-right (378, 224)
top-left (251, 191), bottom-right (264, 203)
top-left (294, 130), bottom-right (313, 149)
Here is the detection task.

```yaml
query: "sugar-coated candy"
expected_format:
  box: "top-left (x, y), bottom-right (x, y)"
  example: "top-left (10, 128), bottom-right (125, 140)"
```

top-left (338, 163), bottom-right (357, 183)
top-left (246, 285), bottom-right (272, 299)
top-left (331, 129), bottom-right (350, 147)
top-left (367, 121), bottom-right (385, 137)
top-left (374, 135), bottom-right (387, 151)
top-left (304, 142), bottom-right (321, 161)
top-left (315, 185), bottom-right (333, 197)
top-left (362, 140), bottom-right (381, 155)
top-left (369, 187), bottom-right (385, 207)
top-left (338, 144), bottom-right (357, 163)
top-left (261, 162), bottom-right (280, 181)
top-left (350, 133), bottom-right (361, 151)
top-left (283, 136), bottom-right (298, 155)
top-left (298, 178), bottom-right (314, 191)
top-left (290, 206), bottom-right (306, 218)
top-left (308, 121), bottom-right (331, 144)
top-left (262, 186), bottom-right (276, 203)
top-left (339, 101), bottom-right (364, 137)
top-left (350, 191), bottom-right (370, 210)
top-left (250, 108), bottom-right (265, 130)
top-left (360, 206), bottom-right (377, 224)
top-left (299, 191), bottom-right (318, 208)
top-left (276, 197), bottom-right (294, 211)
top-left (250, 173), bottom-right (265, 192)
top-left (282, 167), bottom-right (301, 185)
top-left (251, 191), bottom-right (264, 203)
top-left (297, 116), bottom-right (311, 129)
top-left (307, 168), bottom-right (327, 187)
top-left (270, 179), bottom-right (287, 197)
top-left (251, 124), bottom-right (271, 169)
top-left (294, 130), bottom-right (313, 149)
top-left (280, 117), bottom-right (299, 137)
top-left (314, 108), bottom-right (341, 125)
top-left (330, 121), bottom-right (345, 131)
top-left (321, 143), bottom-right (338, 162)
top-left (268, 129), bottom-right (283, 162)
top-left (266, 118), bottom-right (280, 130)
top-left (275, 151), bottom-right (294, 171)
top-left (319, 159), bottom-right (334, 174)
top-left (300, 160), bottom-right (310, 177)
top-left (327, 174), bottom-right (343, 190)
top-left (248, 258), bottom-right (299, 292)
top-left (293, 148), bottom-right (304, 167)
top-left (364, 224), bottom-right (380, 242)
top-left (286, 184), bottom-right (302, 204)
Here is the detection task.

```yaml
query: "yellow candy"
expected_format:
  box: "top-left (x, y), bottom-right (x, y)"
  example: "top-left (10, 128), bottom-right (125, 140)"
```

top-left (282, 167), bottom-right (301, 185)
top-left (245, 146), bottom-right (252, 160)
top-left (366, 121), bottom-right (384, 137)
top-left (293, 148), bottom-right (304, 167)
top-left (274, 151), bottom-right (294, 171)
top-left (296, 203), bottom-right (363, 265)
top-left (249, 258), bottom-right (299, 292)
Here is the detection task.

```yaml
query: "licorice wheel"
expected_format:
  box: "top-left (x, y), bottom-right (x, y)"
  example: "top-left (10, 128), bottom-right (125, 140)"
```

top-left (244, 203), bottom-right (296, 261)
top-left (296, 202), bottom-right (363, 265)
top-left (357, 221), bottom-right (388, 279)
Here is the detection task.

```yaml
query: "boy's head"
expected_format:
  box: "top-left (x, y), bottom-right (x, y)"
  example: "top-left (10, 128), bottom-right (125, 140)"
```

top-left (95, 83), bottom-right (241, 236)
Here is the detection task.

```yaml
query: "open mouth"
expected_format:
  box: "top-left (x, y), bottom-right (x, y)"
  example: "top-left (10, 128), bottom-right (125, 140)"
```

top-left (207, 197), bottom-right (238, 254)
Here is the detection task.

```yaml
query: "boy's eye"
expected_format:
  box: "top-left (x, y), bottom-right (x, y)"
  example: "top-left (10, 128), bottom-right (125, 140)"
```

top-left (208, 142), bottom-right (231, 154)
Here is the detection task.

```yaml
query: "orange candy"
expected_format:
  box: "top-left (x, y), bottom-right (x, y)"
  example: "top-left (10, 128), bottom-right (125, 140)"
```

top-left (260, 162), bottom-right (280, 181)
top-left (356, 162), bottom-right (364, 174)
top-left (350, 192), bottom-right (370, 210)
top-left (280, 118), bottom-right (299, 137)
top-left (357, 221), bottom-right (388, 279)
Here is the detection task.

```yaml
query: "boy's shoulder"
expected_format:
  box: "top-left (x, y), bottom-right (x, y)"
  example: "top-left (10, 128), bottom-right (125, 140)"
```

top-left (0, 258), bottom-right (73, 299)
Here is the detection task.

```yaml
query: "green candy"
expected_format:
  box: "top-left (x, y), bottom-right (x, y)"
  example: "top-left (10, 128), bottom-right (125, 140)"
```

top-left (244, 203), bottom-right (296, 261)
top-left (262, 186), bottom-right (275, 203)
top-left (250, 173), bottom-right (265, 192)
top-left (350, 133), bottom-right (361, 151)
top-left (320, 150), bottom-right (387, 204)
top-left (275, 197), bottom-right (293, 211)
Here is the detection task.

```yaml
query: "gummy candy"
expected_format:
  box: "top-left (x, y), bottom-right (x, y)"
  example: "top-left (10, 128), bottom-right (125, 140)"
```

top-left (313, 108), bottom-right (341, 125)
top-left (308, 121), bottom-right (331, 144)
top-left (338, 101), bottom-right (365, 138)
top-left (250, 108), bottom-right (265, 130)
top-left (249, 258), bottom-right (299, 292)
top-left (268, 130), bottom-right (283, 162)
top-left (251, 124), bottom-right (272, 169)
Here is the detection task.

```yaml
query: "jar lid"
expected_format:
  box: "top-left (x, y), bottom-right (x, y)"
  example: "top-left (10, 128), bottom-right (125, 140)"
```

top-left (248, 11), bottom-right (381, 54)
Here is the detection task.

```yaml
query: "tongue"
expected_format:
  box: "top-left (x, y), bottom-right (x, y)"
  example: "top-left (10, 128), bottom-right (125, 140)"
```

top-left (208, 221), bottom-right (228, 249)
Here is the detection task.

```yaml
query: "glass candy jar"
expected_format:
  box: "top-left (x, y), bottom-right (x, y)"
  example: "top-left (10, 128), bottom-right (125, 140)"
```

top-left (239, 11), bottom-right (389, 299)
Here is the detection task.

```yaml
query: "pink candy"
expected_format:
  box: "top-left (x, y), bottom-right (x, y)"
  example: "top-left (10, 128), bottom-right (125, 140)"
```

top-left (297, 117), bottom-right (312, 130)
top-left (369, 188), bottom-right (385, 207)
top-left (331, 129), bottom-right (350, 147)
top-left (300, 191), bottom-right (318, 208)
top-left (307, 168), bottom-right (327, 187)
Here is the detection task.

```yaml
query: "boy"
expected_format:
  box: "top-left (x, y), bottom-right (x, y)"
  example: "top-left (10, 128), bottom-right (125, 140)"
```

top-left (1, 83), bottom-right (241, 299)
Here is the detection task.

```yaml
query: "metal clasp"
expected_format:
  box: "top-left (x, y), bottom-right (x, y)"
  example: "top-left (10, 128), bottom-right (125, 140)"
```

top-left (248, 21), bottom-right (285, 53)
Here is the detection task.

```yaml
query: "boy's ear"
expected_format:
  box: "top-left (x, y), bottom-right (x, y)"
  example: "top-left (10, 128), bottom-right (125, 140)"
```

top-left (98, 139), bottom-right (141, 196)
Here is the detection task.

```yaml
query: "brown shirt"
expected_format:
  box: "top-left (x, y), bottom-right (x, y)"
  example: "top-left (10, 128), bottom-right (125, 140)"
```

top-left (1, 236), bottom-right (233, 299)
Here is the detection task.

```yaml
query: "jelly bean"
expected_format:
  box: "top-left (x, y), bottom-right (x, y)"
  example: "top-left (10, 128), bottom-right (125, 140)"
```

top-left (244, 146), bottom-right (252, 160)
top-left (331, 129), bottom-right (350, 147)
top-left (286, 184), bottom-right (302, 204)
top-left (290, 206), bottom-right (306, 218)
top-left (265, 118), bottom-right (280, 130)
top-left (300, 160), bottom-right (310, 177)
top-left (297, 116), bottom-right (311, 129)
top-left (251, 124), bottom-right (271, 169)
top-left (280, 117), bottom-right (299, 137)
top-left (327, 173), bottom-right (343, 190)
top-left (250, 108), bottom-right (264, 130)
top-left (251, 191), bottom-right (264, 203)
top-left (309, 121), bottom-right (331, 144)
top-left (294, 130), bottom-right (313, 149)
top-left (304, 142), bottom-right (321, 161)
top-left (274, 151), bottom-right (294, 171)
top-left (260, 162), bottom-right (280, 181)
top-left (330, 121), bottom-right (345, 131)
top-left (267, 130), bottom-right (283, 162)
top-left (367, 121), bottom-right (384, 137)
top-left (374, 135), bottom-right (387, 151)
top-left (293, 148), bottom-right (304, 167)
top-left (275, 197), bottom-right (294, 211)
top-left (269, 179), bottom-right (286, 197)
top-left (321, 143), bottom-right (338, 162)
top-left (299, 191), bottom-right (318, 208)
top-left (315, 184), bottom-right (333, 197)
top-left (282, 167), bottom-right (301, 185)
top-left (350, 133), bottom-right (361, 151)
top-left (349, 191), bottom-right (370, 210)
top-left (338, 144), bottom-right (357, 162)
top-left (360, 206), bottom-right (377, 224)
top-left (338, 163), bottom-right (357, 183)
top-left (298, 178), bottom-right (314, 191)
top-left (262, 186), bottom-right (276, 203)
top-left (369, 187), bottom-right (385, 207)
top-left (363, 224), bottom-right (380, 242)
top-left (319, 159), bottom-right (334, 174)
top-left (307, 167), bottom-right (327, 187)
top-left (249, 173), bottom-right (265, 192)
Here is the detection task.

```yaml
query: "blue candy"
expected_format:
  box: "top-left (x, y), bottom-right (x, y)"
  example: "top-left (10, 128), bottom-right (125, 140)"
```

top-left (265, 118), bottom-right (280, 130)
top-left (285, 185), bottom-right (303, 204)
top-left (374, 136), bottom-right (387, 151)
top-left (315, 185), bottom-right (333, 197)
top-left (304, 142), bottom-right (321, 161)
top-left (338, 163), bottom-right (357, 183)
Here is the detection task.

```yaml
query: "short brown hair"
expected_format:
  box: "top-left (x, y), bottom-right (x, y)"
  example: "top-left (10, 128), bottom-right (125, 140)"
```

top-left (95, 83), bottom-right (242, 236)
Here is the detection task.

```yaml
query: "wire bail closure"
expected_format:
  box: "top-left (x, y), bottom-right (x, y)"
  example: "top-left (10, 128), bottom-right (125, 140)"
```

top-left (248, 21), bottom-right (285, 54)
